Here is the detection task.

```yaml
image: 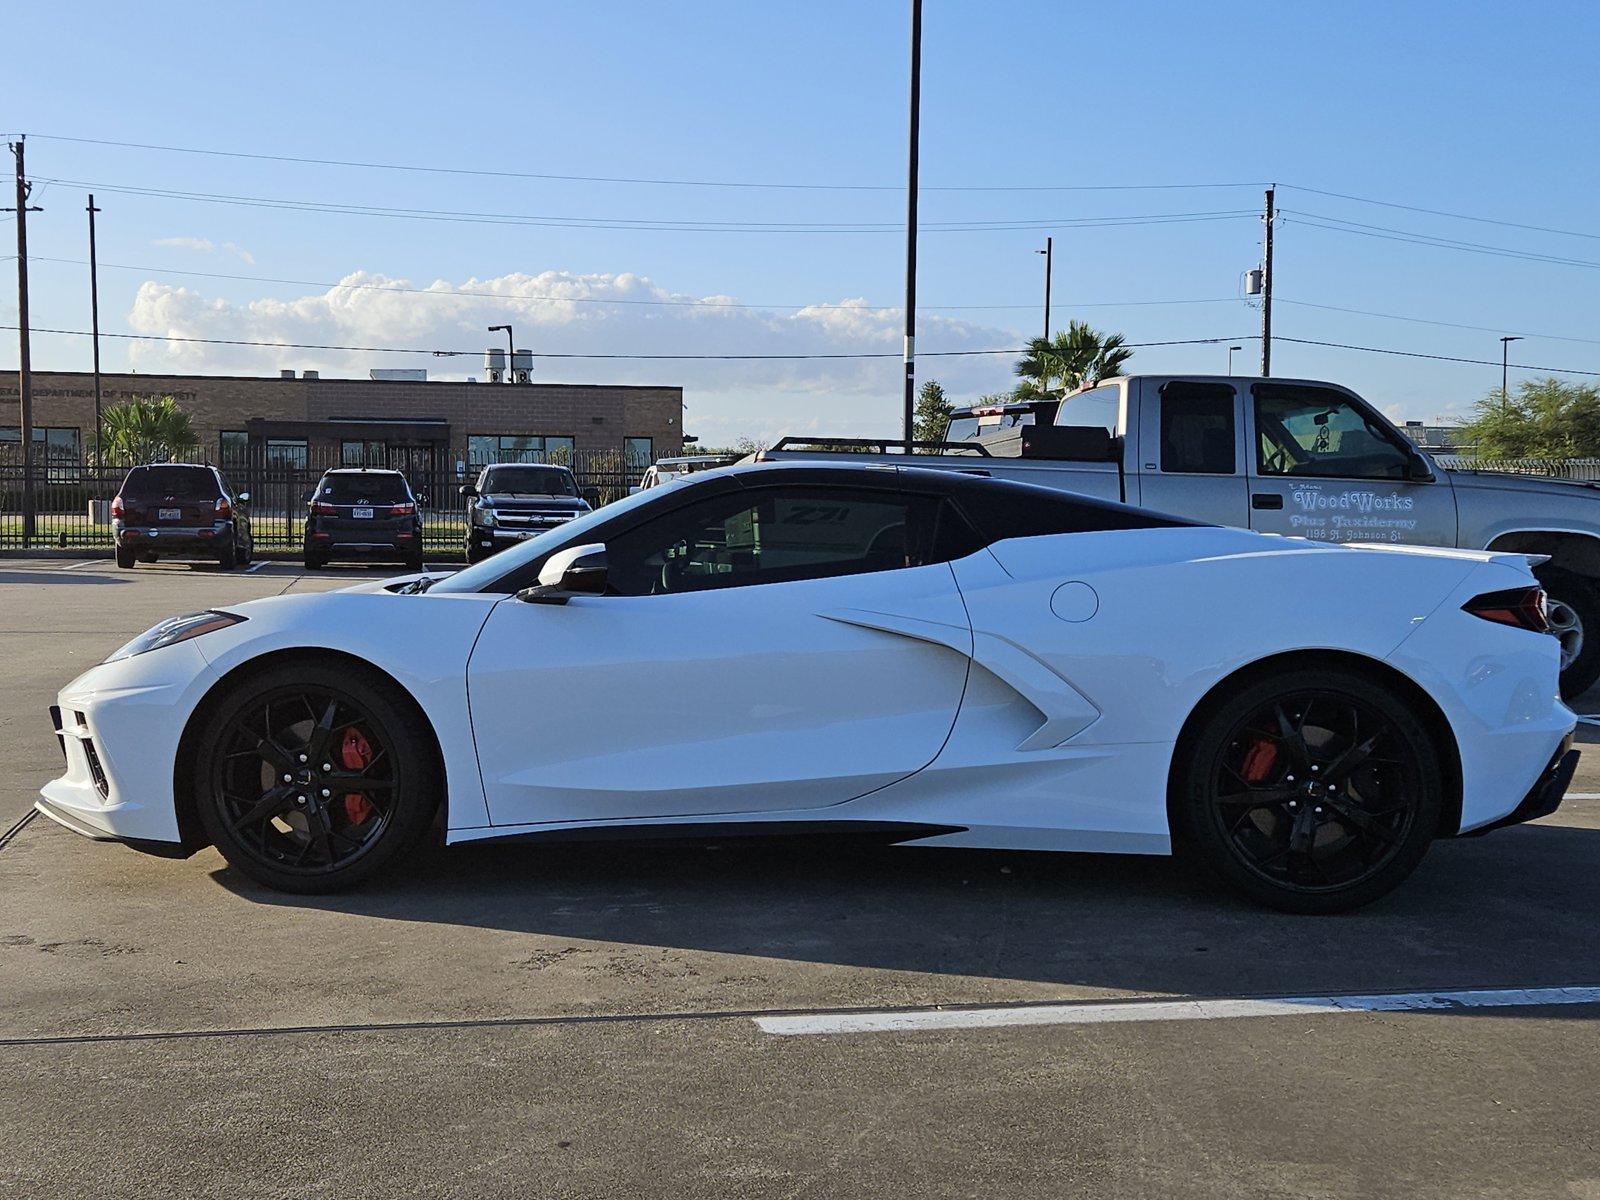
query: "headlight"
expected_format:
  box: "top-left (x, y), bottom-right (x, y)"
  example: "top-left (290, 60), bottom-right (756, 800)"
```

top-left (474, 505), bottom-right (496, 527)
top-left (106, 611), bottom-right (246, 663)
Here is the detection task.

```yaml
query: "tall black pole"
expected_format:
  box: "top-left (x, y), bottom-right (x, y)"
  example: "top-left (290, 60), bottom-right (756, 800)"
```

top-left (1040, 236), bottom-right (1053, 340)
top-left (902, 0), bottom-right (922, 447)
top-left (1500, 336), bottom-right (1521, 411)
top-left (9, 138), bottom-right (37, 544)
top-left (87, 194), bottom-right (103, 465)
top-left (1260, 186), bottom-right (1275, 377)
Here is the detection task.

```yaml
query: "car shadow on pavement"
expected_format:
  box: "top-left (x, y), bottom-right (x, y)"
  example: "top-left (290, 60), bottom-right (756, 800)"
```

top-left (0, 570), bottom-right (129, 586)
top-left (215, 818), bottom-right (1600, 1005)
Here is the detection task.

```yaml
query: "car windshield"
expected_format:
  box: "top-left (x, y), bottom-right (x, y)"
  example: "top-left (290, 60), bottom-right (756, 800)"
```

top-left (481, 466), bottom-right (577, 497)
top-left (122, 466), bottom-right (218, 500)
top-left (430, 484), bottom-right (668, 594)
top-left (319, 473), bottom-right (411, 502)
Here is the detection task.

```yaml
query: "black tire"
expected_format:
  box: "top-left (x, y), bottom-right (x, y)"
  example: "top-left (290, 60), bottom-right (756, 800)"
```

top-left (303, 545), bottom-right (326, 570)
top-left (405, 554), bottom-right (425, 574)
top-left (1535, 565), bottom-right (1600, 701)
top-left (239, 535), bottom-right (253, 566)
top-left (1174, 666), bottom-right (1443, 914)
top-left (192, 660), bottom-right (441, 893)
top-left (465, 543), bottom-right (487, 565)
top-left (115, 546), bottom-right (136, 569)
top-left (218, 539), bottom-right (238, 570)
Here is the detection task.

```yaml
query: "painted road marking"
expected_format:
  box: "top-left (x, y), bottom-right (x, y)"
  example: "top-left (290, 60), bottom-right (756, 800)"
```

top-left (245, 561), bottom-right (267, 573)
top-left (753, 985), bottom-right (1600, 1037)
top-left (1566, 792), bottom-right (1600, 800)
top-left (63, 559), bottom-right (101, 570)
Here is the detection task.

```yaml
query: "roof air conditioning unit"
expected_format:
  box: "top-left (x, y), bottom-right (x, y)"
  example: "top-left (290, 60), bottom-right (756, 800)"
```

top-left (511, 349), bottom-right (533, 385)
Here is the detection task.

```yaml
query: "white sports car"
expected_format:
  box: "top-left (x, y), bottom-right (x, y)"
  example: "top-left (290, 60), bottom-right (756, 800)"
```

top-left (40, 462), bottom-right (1577, 912)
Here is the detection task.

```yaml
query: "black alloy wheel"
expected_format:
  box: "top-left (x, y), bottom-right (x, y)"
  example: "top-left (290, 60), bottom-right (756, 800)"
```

top-left (194, 662), bottom-right (439, 892)
top-left (1177, 667), bottom-right (1443, 913)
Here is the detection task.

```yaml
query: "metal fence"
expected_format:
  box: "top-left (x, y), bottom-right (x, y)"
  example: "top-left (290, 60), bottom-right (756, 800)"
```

top-left (0, 446), bottom-right (639, 553)
top-left (1433, 456), bottom-right (1600, 481)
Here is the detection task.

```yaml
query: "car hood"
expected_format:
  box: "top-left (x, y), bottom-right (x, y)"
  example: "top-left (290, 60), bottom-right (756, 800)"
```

top-left (1444, 467), bottom-right (1600, 498)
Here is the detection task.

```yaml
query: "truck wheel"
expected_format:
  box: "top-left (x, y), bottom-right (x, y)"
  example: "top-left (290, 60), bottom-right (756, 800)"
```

top-left (1537, 566), bottom-right (1600, 700)
top-left (115, 546), bottom-right (136, 569)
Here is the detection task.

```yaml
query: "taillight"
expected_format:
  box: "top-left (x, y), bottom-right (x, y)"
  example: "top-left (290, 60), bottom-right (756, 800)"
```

top-left (1463, 586), bottom-right (1551, 634)
top-left (311, 501), bottom-right (337, 514)
top-left (215, 498), bottom-right (232, 519)
top-left (110, 495), bottom-right (124, 518)
top-left (389, 502), bottom-right (416, 516)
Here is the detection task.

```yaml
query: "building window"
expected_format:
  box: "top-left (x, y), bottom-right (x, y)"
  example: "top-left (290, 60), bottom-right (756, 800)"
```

top-left (220, 431), bottom-right (249, 465)
top-left (624, 437), bottom-right (653, 471)
top-left (545, 435), bottom-right (575, 465)
top-left (341, 439), bottom-right (386, 467)
top-left (467, 434), bottom-right (575, 466)
top-left (1, 425), bottom-right (81, 479)
top-left (265, 438), bottom-right (308, 469)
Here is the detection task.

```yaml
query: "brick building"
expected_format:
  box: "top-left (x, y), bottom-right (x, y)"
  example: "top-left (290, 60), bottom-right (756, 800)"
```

top-left (0, 368), bottom-right (683, 476)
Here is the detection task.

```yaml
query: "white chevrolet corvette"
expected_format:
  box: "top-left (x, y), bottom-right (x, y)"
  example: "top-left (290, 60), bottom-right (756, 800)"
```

top-left (40, 462), bottom-right (1577, 912)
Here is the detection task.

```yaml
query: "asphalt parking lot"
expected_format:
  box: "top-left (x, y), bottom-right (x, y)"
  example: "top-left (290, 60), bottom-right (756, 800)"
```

top-left (2, 558), bottom-right (1598, 1199)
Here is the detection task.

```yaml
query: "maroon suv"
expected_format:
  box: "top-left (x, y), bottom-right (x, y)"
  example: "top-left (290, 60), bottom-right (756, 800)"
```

top-left (112, 463), bottom-right (254, 570)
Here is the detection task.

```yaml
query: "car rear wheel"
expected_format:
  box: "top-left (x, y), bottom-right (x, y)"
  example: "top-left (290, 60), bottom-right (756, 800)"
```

top-left (1175, 666), bottom-right (1443, 914)
top-left (303, 546), bottom-right (327, 570)
top-left (218, 539), bottom-right (238, 570)
top-left (115, 546), bottom-right (135, 569)
top-left (192, 662), bottom-right (441, 893)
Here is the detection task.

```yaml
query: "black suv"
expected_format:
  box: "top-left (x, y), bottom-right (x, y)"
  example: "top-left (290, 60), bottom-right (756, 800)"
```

top-left (112, 463), bottom-right (253, 570)
top-left (462, 462), bottom-right (594, 563)
top-left (304, 468), bottom-right (424, 571)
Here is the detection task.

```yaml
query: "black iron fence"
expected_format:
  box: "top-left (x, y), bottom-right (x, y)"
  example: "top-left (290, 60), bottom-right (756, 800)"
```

top-left (0, 446), bottom-right (639, 553)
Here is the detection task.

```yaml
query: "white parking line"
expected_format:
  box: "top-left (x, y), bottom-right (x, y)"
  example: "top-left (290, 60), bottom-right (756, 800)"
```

top-left (245, 561), bottom-right (267, 573)
top-left (753, 985), bottom-right (1600, 1036)
top-left (1565, 792), bottom-right (1600, 800)
top-left (62, 559), bottom-right (102, 570)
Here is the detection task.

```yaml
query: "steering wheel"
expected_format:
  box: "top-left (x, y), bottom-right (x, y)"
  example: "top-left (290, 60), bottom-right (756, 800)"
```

top-left (1262, 443), bottom-right (1291, 474)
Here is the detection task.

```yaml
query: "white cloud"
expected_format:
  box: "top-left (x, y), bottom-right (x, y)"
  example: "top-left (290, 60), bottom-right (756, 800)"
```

top-left (152, 236), bottom-right (255, 265)
top-left (125, 269), bottom-right (1023, 442)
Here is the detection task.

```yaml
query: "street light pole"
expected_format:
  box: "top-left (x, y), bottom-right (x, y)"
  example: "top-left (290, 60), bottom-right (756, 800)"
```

top-left (1227, 344), bottom-right (1242, 374)
top-left (488, 324), bottom-right (513, 384)
top-left (901, 0), bottom-right (922, 448)
top-left (1036, 237), bottom-right (1052, 340)
top-left (87, 194), bottom-right (103, 465)
top-left (1500, 336), bottom-right (1522, 410)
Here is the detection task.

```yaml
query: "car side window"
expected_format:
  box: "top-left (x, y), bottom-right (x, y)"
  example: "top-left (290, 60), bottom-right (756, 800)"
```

top-left (604, 486), bottom-right (970, 596)
top-left (1255, 387), bottom-right (1411, 480)
top-left (1160, 383), bottom-right (1236, 474)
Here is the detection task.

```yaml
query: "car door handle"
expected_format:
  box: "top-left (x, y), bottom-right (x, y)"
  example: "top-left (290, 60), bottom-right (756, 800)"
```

top-left (1251, 493), bottom-right (1284, 510)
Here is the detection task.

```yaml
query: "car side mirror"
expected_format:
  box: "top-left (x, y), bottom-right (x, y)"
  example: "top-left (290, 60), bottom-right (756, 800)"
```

top-left (518, 543), bottom-right (609, 605)
top-left (1406, 451), bottom-right (1436, 482)
top-left (460, 484), bottom-right (478, 498)
top-left (581, 486), bottom-right (601, 507)
top-left (236, 491), bottom-right (251, 503)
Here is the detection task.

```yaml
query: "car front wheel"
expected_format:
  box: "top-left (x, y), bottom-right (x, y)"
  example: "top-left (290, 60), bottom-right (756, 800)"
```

top-left (1174, 666), bottom-right (1443, 914)
top-left (192, 661), bottom-right (441, 892)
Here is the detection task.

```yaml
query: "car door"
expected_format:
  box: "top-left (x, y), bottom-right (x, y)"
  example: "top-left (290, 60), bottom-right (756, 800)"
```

top-left (1134, 379), bottom-right (1251, 525)
top-left (1244, 381), bottom-right (1457, 545)
top-left (466, 481), bottom-right (977, 826)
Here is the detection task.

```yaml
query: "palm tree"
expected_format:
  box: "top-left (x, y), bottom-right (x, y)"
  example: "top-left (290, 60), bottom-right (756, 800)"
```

top-left (98, 396), bottom-right (199, 465)
top-left (1013, 321), bottom-right (1132, 398)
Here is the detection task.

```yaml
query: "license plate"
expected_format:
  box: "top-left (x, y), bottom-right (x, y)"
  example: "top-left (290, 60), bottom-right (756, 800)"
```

top-left (159, 508), bottom-right (181, 520)
top-left (352, 507), bottom-right (373, 519)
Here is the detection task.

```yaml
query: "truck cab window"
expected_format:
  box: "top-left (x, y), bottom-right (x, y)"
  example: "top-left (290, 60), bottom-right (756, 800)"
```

top-left (1254, 387), bottom-right (1411, 480)
top-left (1160, 383), bottom-right (1236, 474)
top-left (1056, 385), bottom-right (1121, 435)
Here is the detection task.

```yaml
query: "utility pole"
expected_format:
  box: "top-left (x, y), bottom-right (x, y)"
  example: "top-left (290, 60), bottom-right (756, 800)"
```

top-left (902, 0), bottom-right (922, 447)
top-left (87, 194), bottom-right (104, 465)
top-left (1500, 336), bottom-right (1522, 411)
top-left (1037, 237), bottom-right (1053, 340)
top-left (6, 138), bottom-right (42, 545)
top-left (1260, 186), bottom-right (1275, 377)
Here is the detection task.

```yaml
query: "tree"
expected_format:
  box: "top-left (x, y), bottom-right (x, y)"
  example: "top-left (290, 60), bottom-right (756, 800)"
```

top-left (913, 380), bottom-right (954, 447)
top-left (1013, 320), bottom-right (1132, 399)
top-left (98, 395), bottom-right (199, 465)
top-left (1459, 378), bottom-right (1600, 461)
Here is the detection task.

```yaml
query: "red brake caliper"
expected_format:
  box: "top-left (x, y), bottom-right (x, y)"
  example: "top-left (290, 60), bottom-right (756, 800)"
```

top-left (1239, 737), bottom-right (1279, 785)
top-left (340, 726), bottom-right (376, 825)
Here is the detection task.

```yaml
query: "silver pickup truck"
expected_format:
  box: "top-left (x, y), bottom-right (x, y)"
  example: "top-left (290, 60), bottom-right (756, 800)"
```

top-left (756, 374), bottom-right (1600, 698)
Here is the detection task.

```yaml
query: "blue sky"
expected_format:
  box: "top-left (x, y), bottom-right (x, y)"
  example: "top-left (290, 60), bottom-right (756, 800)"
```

top-left (7, 0), bottom-right (1599, 444)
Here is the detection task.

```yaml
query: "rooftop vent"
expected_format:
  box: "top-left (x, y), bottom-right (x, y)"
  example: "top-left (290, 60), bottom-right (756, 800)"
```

top-left (302, 370), bottom-right (320, 380)
top-left (279, 369), bottom-right (295, 379)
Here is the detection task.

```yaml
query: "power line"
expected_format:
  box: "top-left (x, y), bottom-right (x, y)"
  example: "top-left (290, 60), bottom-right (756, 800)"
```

top-left (2, 324), bottom-right (1249, 360)
top-left (32, 177), bottom-right (1258, 234)
top-left (1283, 209), bottom-right (1600, 271)
top-left (1280, 183), bottom-right (1600, 243)
top-left (27, 133), bottom-right (1261, 195)
top-left (1276, 297), bottom-right (1600, 347)
top-left (24, 253), bottom-right (1244, 314)
top-left (1275, 335), bottom-right (1600, 378)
